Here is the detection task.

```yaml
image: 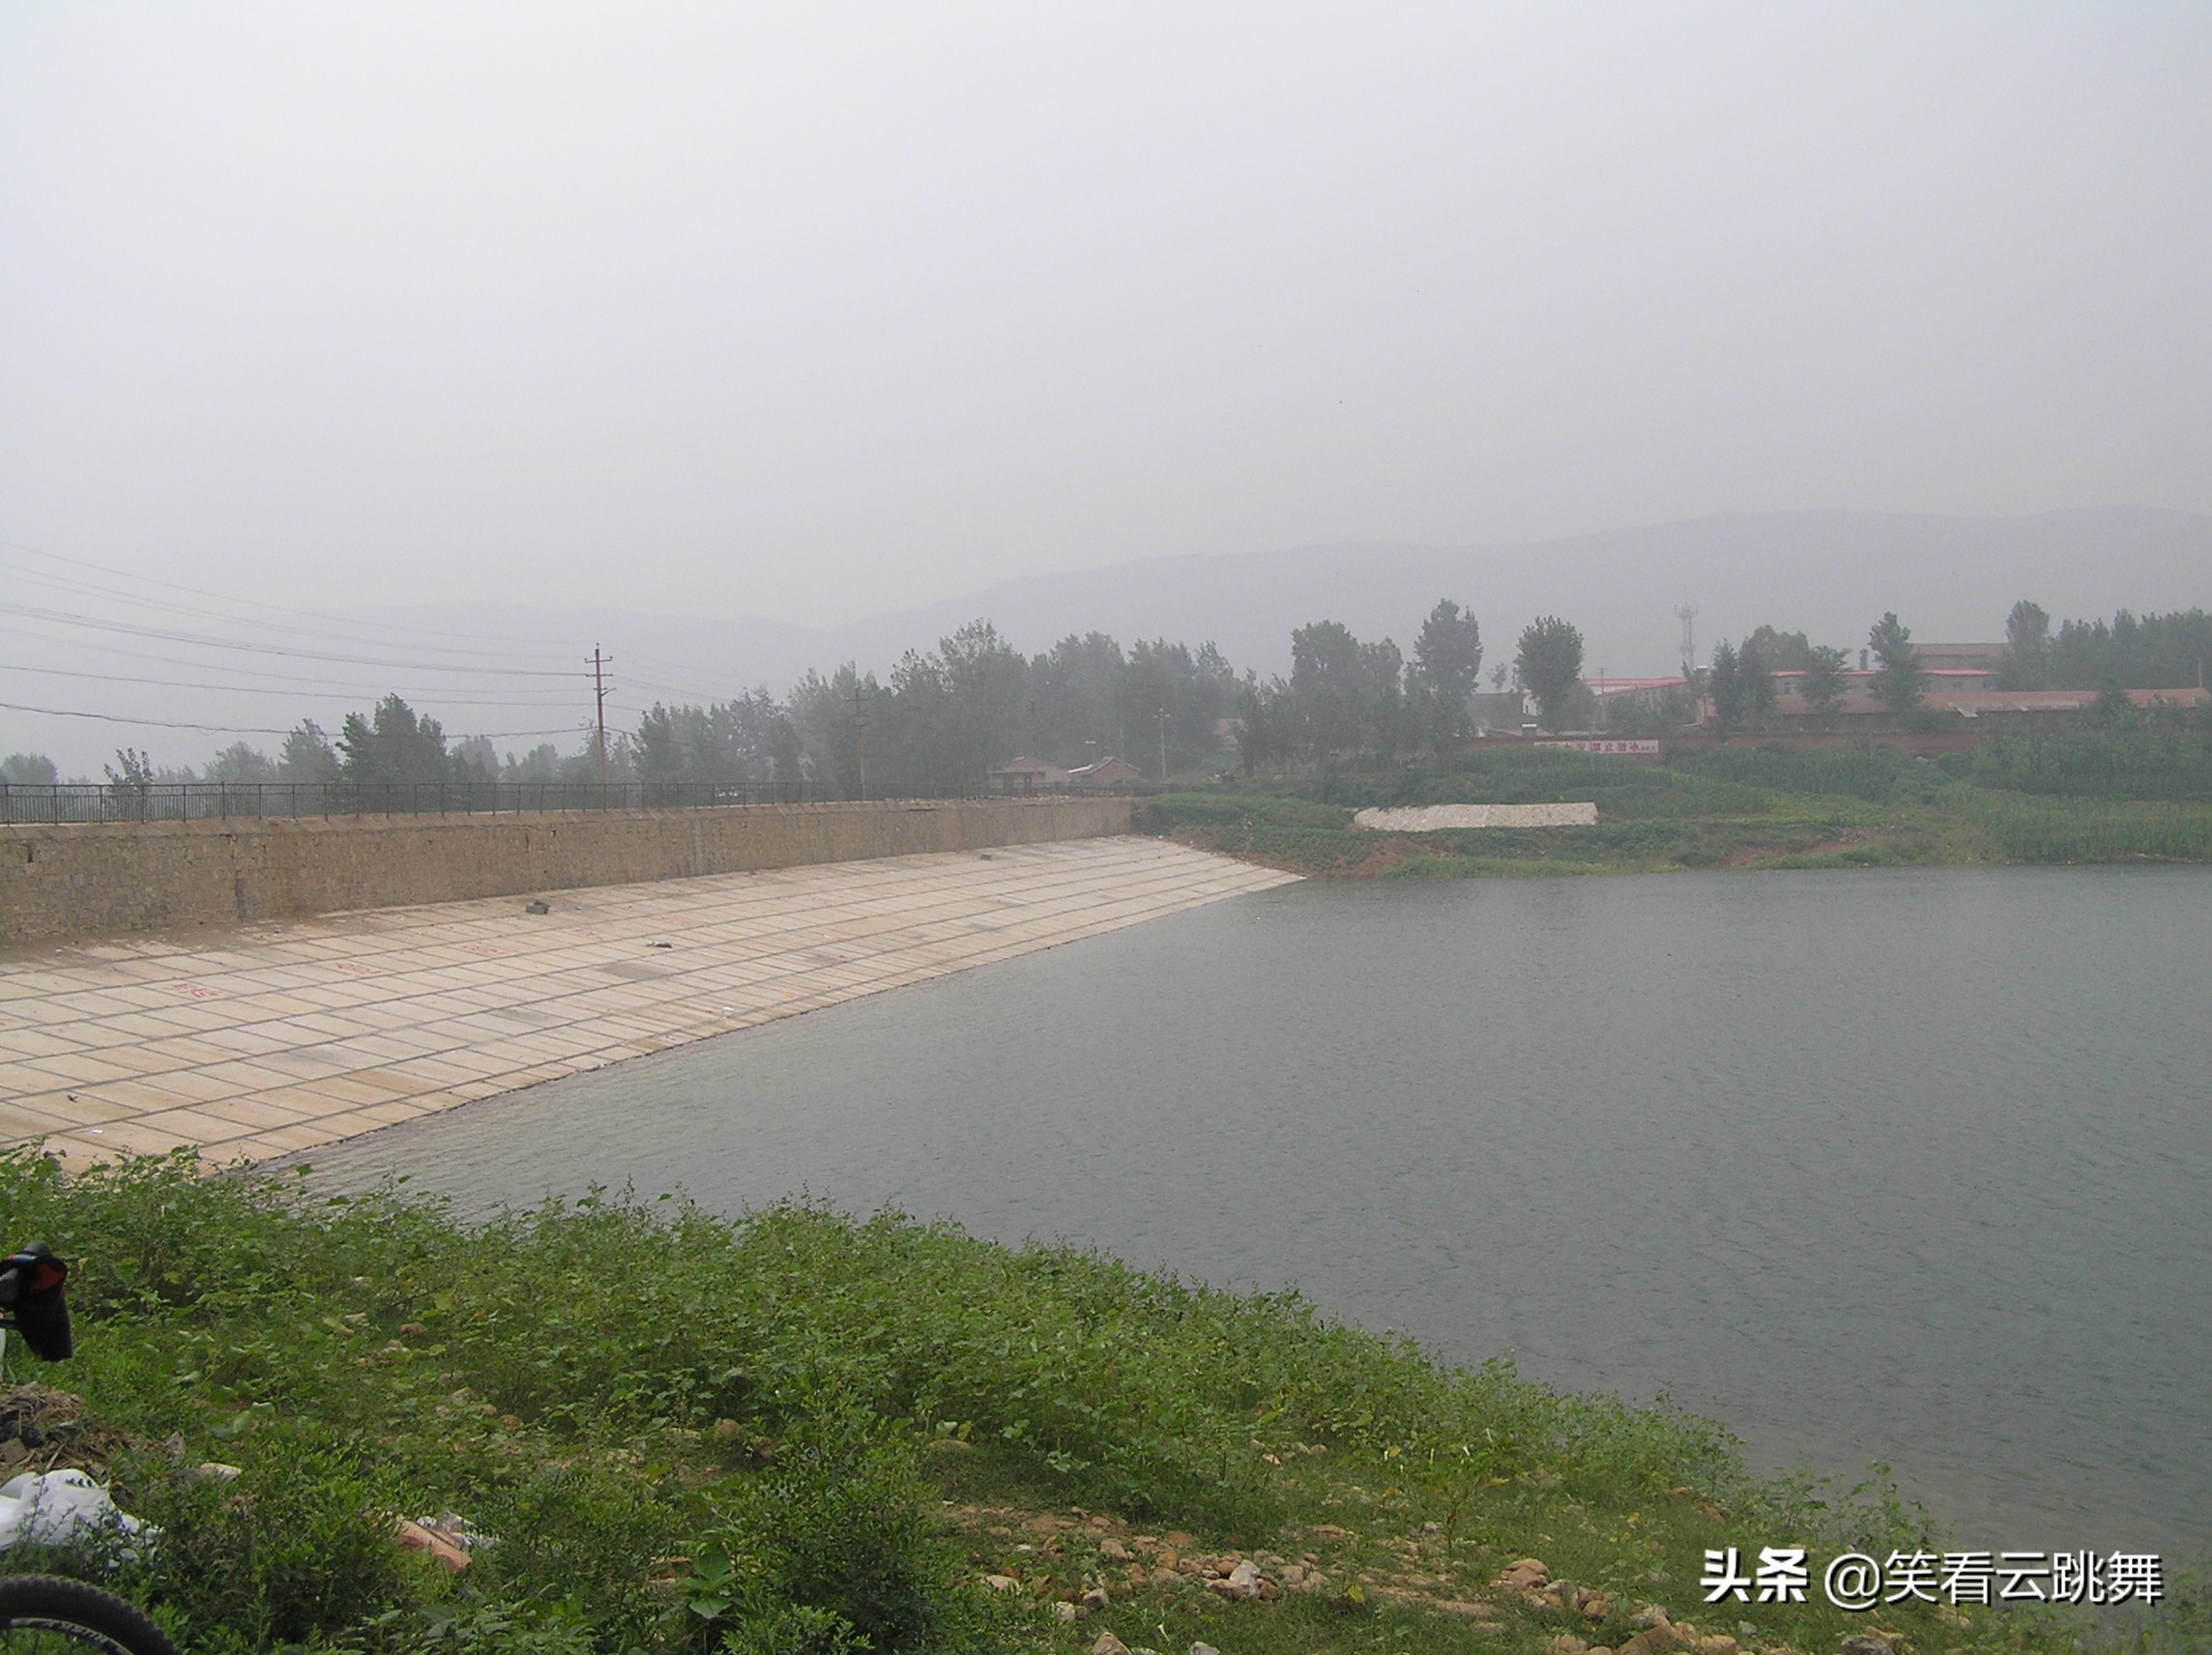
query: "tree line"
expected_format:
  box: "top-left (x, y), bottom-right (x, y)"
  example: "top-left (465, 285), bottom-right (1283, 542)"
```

top-left (1699, 616), bottom-right (1916, 739)
top-left (6, 605), bottom-right (1599, 793)
top-left (14, 597), bottom-right (2204, 791)
top-left (1692, 602), bottom-right (2212, 740)
top-left (1995, 602), bottom-right (2211, 692)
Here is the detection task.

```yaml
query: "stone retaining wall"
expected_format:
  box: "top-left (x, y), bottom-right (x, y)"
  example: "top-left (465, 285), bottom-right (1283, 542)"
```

top-left (0, 797), bottom-right (1134, 947)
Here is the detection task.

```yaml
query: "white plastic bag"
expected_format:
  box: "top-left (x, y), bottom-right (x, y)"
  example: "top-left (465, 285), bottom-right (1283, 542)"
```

top-left (0, 1469), bottom-right (157, 1558)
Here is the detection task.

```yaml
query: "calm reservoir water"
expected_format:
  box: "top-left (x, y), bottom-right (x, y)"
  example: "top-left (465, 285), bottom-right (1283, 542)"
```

top-left (310, 865), bottom-right (2212, 1554)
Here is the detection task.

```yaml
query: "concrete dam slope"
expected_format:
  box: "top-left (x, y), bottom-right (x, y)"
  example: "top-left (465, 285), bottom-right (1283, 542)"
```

top-left (0, 836), bottom-right (1296, 1168)
top-left (0, 796), bottom-right (1133, 947)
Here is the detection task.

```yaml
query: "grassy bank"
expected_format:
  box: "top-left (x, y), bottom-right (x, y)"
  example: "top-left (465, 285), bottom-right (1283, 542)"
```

top-left (0, 1149), bottom-right (2169, 1654)
top-left (1137, 746), bottom-right (2212, 878)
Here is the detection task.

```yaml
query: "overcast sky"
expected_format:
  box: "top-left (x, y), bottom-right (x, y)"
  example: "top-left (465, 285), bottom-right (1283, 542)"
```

top-left (3, 3), bottom-right (2208, 632)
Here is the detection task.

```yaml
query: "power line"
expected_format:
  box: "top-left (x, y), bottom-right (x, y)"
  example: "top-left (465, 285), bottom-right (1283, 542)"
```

top-left (0, 662), bottom-right (581, 705)
top-left (0, 701), bottom-right (294, 736)
top-left (0, 538), bottom-right (589, 665)
top-left (0, 703), bottom-right (588, 739)
top-left (0, 537), bottom-right (592, 676)
top-left (0, 700), bottom-right (589, 741)
top-left (1, 556), bottom-right (468, 648)
top-left (0, 565), bottom-right (585, 671)
top-left (6, 598), bottom-right (751, 705)
top-left (4, 546), bottom-right (775, 708)
top-left (7, 601), bottom-right (592, 677)
top-left (619, 671), bottom-right (749, 701)
top-left (0, 622), bottom-right (571, 695)
top-left (0, 536), bottom-right (795, 746)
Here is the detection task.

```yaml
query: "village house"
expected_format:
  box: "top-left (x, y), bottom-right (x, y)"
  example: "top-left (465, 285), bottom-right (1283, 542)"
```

top-left (986, 756), bottom-right (1072, 795)
top-left (1067, 755), bottom-right (1145, 786)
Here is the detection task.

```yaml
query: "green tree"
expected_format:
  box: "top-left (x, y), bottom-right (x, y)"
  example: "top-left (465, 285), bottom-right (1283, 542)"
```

top-left (1604, 681), bottom-right (1701, 738)
top-left (1744, 624), bottom-right (1814, 672)
top-left (1515, 616), bottom-right (1585, 732)
top-left (204, 741), bottom-right (278, 783)
top-left (337, 695), bottom-right (450, 784)
top-left (1285, 621), bottom-right (1407, 759)
top-left (1, 753), bottom-right (57, 786)
top-left (1119, 637), bottom-right (1237, 777)
top-left (790, 664), bottom-right (878, 799)
top-left (104, 747), bottom-right (155, 810)
top-left (635, 692), bottom-right (788, 786)
top-left (448, 736), bottom-right (499, 781)
top-left (1030, 632), bottom-right (1125, 764)
top-left (795, 624), bottom-right (1033, 797)
top-left (1999, 599), bottom-right (2051, 690)
top-left (1737, 636), bottom-right (1776, 727)
top-left (1706, 640), bottom-right (1749, 740)
top-left (633, 703), bottom-right (684, 782)
top-left (1868, 613), bottom-right (1925, 713)
top-left (2085, 683), bottom-right (2139, 731)
top-left (1233, 677), bottom-right (1275, 776)
top-left (770, 715), bottom-right (804, 793)
top-left (278, 720), bottom-right (340, 783)
top-left (1801, 644), bottom-right (1848, 727)
top-left (1290, 620), bottom-right (1368, 757)
top-left (1357, 635), bottom-right (1407, 755)
top-left (1412, 599), bottom-right (1482, 747)
top-left (935, 620), bottom-right (1030, 790)
top-left (505, 742), bottom-right (563, 782)
top-left (1413, 599), bottom-right (1483, 702)
top-left (2044, 607), bottom-right (2211, 690)
top-left (555, 727), bottom-right (634, 784)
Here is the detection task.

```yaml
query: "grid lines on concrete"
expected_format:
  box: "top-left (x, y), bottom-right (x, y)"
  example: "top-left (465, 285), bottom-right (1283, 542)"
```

top-left (0, 836), bottom-right (1295, 1166)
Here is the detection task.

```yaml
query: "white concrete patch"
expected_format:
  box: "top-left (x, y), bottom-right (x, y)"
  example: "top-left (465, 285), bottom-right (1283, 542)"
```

top-left (1353, 803), bottom-right (1599, 830)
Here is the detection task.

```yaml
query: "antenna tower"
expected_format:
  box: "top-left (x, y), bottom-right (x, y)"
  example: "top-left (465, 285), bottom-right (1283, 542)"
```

top-left (1675, 606), bottom-right (1699, 674)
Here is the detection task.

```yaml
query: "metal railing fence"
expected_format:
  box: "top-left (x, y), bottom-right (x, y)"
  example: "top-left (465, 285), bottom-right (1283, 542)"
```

top-left (0, 776), bottom-right (1124, 825)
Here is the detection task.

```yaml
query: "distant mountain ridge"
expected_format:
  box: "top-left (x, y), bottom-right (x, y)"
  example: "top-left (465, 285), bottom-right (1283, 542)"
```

top-left (17, 506), bottom-right (2205, 772)
top-left (366, 506), bottom-right (2212, 699)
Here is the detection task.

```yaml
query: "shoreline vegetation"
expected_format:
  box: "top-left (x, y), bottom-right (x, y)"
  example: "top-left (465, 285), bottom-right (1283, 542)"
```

top-left (0, 1150), bottom-right (2191, 1654)
top-left (1137, 742), bottom-right (2212, 879)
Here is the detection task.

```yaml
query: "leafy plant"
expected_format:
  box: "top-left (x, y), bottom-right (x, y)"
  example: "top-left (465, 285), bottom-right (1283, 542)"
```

top-left (690, 1388), bottom-right (968, 1655)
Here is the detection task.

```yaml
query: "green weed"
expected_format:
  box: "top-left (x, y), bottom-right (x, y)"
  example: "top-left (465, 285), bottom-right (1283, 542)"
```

top-left (0, 1148), bottom-right (2159, 1654)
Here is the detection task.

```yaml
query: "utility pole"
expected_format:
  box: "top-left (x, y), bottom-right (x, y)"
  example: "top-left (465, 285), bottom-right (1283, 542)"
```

top-left (1157, 707), bottom-right (1168, 783)
top-left (591, 645), bottom-right (611, 805)
top-left (851, 680), bottom-right (868, 802)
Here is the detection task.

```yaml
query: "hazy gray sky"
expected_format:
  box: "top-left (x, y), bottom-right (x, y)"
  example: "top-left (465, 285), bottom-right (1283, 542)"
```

top-left (3, 2), bottom-right (2208, 629)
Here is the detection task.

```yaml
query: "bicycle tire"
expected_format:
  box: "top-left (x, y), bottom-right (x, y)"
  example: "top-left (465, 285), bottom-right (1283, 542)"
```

top-left (0, 1576), bottom-right (178, 1655)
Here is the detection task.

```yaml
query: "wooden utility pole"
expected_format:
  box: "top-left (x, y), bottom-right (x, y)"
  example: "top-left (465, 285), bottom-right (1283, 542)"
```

top-left (591, 646), bottom-right (610, 803)
top-left (1157, 707), bottom-right (1168, 783)
top-left (851, 680), bottom-right (868, 801)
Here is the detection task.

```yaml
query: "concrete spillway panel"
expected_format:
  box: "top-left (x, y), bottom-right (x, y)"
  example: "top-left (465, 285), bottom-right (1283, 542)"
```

top-left (1352, 803), bottom-right (1598, 830)
top-left (0, 837), bottom-right (1295, 1167)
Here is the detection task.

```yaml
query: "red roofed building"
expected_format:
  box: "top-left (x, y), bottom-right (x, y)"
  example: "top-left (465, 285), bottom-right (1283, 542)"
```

top-left (1068, 756), bottom-right (1144, 787)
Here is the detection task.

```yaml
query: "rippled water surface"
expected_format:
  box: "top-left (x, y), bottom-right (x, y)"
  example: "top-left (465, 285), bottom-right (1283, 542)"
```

top-left (312, 865), bottom-right (2212, 1553)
